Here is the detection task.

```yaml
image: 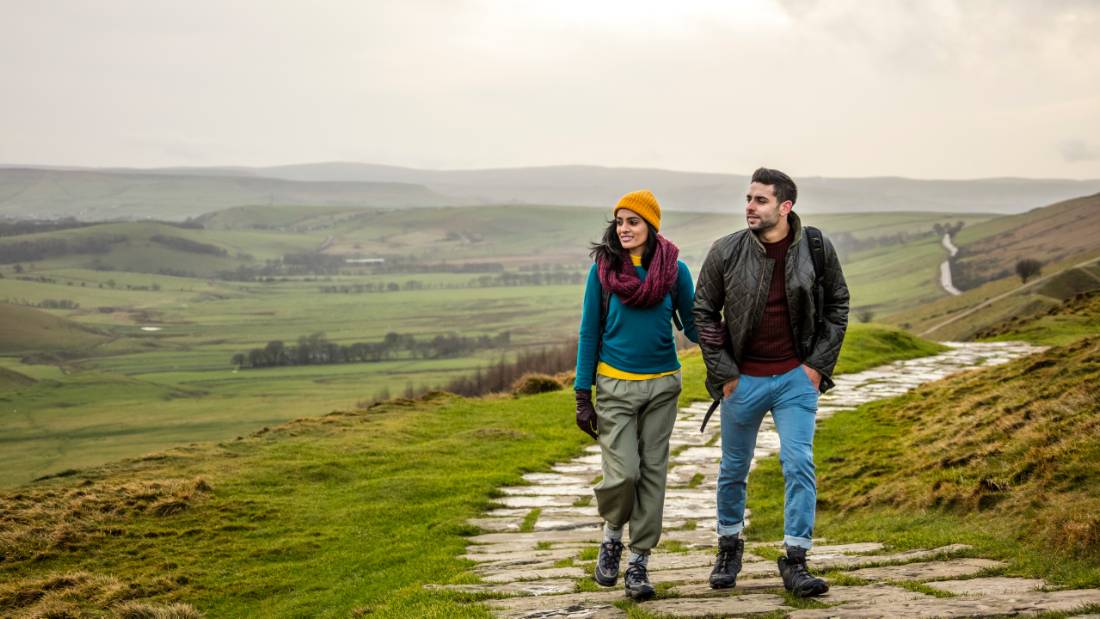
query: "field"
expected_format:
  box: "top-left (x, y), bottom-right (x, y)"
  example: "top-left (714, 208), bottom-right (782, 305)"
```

top-left (0, 205), bottom-right (996, 486)
top-left (0, 324), bottom-right (949, 618)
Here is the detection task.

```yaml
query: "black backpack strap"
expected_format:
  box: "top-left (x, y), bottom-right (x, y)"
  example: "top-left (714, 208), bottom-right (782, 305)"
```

top-left (670, 269), bottom-right (684, 331)
top-left (805, 226), bottom-right (826, 335)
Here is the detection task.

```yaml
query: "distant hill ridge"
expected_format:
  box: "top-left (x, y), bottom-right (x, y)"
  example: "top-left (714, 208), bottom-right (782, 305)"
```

top-left (4, 163), bottom-right (1100, 220)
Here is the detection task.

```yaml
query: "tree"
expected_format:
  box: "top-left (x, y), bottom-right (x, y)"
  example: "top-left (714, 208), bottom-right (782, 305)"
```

top-left (1016, 258), bottom-right (1042, 283)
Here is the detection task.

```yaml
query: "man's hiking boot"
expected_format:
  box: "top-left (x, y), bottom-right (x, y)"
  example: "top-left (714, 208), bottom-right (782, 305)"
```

top-left (623, 562), bottom-right (656, 601)
top-left (778, 546), bottom-right (829, 597)
top-left (594, 540), bottom-right (624, 587)
top-left (709, 535), bottom-right (744, 589)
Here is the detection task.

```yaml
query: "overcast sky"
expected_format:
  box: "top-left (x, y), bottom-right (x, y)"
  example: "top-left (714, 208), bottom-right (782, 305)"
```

top-left (3, 0), bottom-right (1099, 179)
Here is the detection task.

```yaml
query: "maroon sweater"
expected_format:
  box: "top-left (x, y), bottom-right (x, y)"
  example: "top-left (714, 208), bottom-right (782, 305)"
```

top-left (740, 230), bottom-right (801, 376)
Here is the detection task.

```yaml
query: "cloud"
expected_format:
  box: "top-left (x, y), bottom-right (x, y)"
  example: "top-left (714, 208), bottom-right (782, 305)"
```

top-left (1059, 140), bottom-right (1100, 162)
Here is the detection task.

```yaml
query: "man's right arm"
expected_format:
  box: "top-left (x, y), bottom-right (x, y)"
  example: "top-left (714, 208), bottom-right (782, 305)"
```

top-left (693, 239), bottom-right (739, 400)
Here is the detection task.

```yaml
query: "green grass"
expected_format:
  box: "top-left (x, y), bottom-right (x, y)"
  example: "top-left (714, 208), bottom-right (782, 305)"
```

top-left (0, 390), bottom-right (589, 618)
top-left (743, 335), bottom-right (1100, 589)
top-left (678, 323), bottom-right (946, 406)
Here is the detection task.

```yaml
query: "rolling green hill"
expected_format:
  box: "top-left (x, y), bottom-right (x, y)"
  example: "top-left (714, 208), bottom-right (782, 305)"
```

top-left (0, 168), bottom-right (453, 221)
top-left (0, 326), bottom-right (948, 617)
top-left (0, 303), bottom-right (109, 354)
top-left (951, 193), bottom-right (1100, 289)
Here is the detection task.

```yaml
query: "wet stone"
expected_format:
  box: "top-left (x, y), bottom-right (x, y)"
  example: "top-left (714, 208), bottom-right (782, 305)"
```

top-left (499, 485), bottom-right (593, 497)
top-left (484, 590), bottom-right (625, 618)
top-left (641, 593), bottom-right (787, 617)
top-left (426, 578), bottom-right (578, 596)
top-left (847, 558), bottom-right (1004, 582)
top-left (479, 566), bottom-right (586, 583)
top-left (926, 576), bottom-right (1045, 596)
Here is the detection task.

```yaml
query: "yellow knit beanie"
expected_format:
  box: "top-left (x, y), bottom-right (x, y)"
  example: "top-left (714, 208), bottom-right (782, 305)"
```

top-left (614, 190), bottom-right (661, 232)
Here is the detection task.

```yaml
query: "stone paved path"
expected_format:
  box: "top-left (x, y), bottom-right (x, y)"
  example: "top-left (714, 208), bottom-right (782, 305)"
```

top-left (430, 342), bottom-right (1100, 617)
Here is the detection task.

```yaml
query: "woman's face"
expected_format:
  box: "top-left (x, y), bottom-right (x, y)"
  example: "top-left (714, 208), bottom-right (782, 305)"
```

top-left (615, 208), bottom-right (648, 253)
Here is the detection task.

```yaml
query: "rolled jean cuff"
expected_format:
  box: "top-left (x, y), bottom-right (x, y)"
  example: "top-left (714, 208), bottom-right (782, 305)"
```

top-left (717, 522), bottom-right (745, 537)
top-left (784, 535), bottom-right (813, 550)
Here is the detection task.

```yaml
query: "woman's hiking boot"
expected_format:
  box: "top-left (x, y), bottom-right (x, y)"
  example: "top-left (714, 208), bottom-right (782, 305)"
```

top-left (594, 540), bottom-right (624, 586)
top-left (778, 546), bottom-right (829, 597)
top-left (623, 562), bottom-right (656, 601)
top-left (709, 534), bottom-right (744, 589)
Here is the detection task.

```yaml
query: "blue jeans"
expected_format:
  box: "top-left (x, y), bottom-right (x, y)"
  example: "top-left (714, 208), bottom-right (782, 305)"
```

top-left (716, 365), bottom-right (819, 549)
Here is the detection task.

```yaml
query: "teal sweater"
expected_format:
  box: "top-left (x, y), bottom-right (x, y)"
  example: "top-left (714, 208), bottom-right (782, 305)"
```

top-left (574, 260), bottom-right (699, 391)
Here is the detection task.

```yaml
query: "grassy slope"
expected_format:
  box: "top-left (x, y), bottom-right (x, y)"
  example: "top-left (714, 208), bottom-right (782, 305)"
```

top-left (887, 252), bottom-right (1100, 341)
top-left (976, 289), bottom-right (1100, 346)
top-left (0, 326), bottom-right (945, 617)
top-left (745, 326), bottom-right (1100, 590)
top-left (0, 303), bottom-right (110, 354)
top-left (951, 192), bottom-right (1100, 284)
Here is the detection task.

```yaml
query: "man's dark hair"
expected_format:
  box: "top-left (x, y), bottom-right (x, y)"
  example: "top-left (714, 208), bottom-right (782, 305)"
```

top-left (751, 167), bottom-right (797, 206)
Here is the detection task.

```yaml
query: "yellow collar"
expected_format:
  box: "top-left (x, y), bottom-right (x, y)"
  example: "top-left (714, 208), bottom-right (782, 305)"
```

top-left (630, 254), bottom-right (643, 267)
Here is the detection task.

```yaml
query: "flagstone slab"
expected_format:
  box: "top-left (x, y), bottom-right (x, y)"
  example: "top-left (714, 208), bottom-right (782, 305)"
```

top-left (497, 495), bottom-right (579, 508)
top-left (470, 528), bottom-right (602, 545)
top-left (523, 473), bottom-right (595, 485)
top-left (648, 550), bottom-right (766, 571)
top-left (462, 547), bottom-right (582, 565)
top-left (925, 576), bottom-right (1044, 596)
top-left (534, 517), bottom-right (603, 531)
top-left (640, 593), bottom-right (788, 617)
top-left (479, 566), bottom-right (586, 583)
top-left (484, 590), bottom-right (625, 617)
top-left (790, 587), bottom-right (1100, 618)
top-left (469, 517), bottom-right (523, 532)
top-left (426, 578), bottom-right (578, 596)
top-left (668, 576), bottom-right (784, 596)
top-left (816, 583), bottom-right (927, 605)
top-left (812, 544), bottom-right (974, 571)
top-left (500, 485), bottom-right (593, 496)
top-left (846, 558), bottom-right (1004, 582)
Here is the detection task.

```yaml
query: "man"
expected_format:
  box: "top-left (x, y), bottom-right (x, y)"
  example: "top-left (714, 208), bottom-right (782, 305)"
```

top-left (693, 167), bottom-right (849, 597)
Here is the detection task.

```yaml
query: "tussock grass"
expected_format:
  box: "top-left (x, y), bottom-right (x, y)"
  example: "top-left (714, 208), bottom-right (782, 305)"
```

top-left (747, 335), bottom-right (1100, 588)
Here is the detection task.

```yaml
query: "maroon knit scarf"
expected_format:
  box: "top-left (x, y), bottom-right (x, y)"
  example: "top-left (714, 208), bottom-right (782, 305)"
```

top-left (597, 235), bottom-right (680, 308)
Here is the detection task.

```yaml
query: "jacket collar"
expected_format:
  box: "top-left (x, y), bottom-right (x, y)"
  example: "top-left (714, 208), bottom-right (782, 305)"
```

top-left (749, 211), bottom-right (803, 250)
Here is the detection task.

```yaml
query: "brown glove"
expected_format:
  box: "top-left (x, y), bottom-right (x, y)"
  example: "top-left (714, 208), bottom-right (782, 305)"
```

top-left (699, 322), bottom-right (729, 349)
top-left (574, 389), bottom-right (598, 440)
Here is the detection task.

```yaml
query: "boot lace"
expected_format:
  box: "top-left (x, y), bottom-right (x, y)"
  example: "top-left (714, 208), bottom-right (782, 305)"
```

top-left (599, 541), bottom-right (622, 572)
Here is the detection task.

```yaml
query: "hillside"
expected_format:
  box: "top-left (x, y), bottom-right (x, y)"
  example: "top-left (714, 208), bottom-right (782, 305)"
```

top-left (951, 193), bottom-right (1100, 289)
top-left (5, 164), bottom-right (1100, 220)
top-left (178, 162), bottom-right (1100, 214)
top-left (765, 336), bottom-right (1100, 586)
top-left (0, 168), bottom-right (453, 221)
top-left (0, 303), bottom-right (109, 354)
top-left (0, 326), bottom-right (948, 617)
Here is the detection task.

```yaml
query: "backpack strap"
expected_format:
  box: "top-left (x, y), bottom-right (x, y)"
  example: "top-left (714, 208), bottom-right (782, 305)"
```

top-left (804, 226), bottom-right (826, 336)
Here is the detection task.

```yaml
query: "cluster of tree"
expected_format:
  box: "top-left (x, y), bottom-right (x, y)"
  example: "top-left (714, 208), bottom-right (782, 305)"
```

top-left (0, 235), bottom-right (126, 264)
top-left (366, 259), bottom-right (505, 275)
top-left (232, 330), bottom-right (513, 369)
top-left (829, 230), bottom-right (934, 261)
top-left (149, 234), bottom-right (228, 256)
top-left (2, 298), bottom-right (80, 309)
top-left (282, 252), bottom-right (347, 274)
top-left (0, 217), bottom-right (91, 237)
top-left (440, 340), bottom-right (577, 397)
top-left (470, 271), bottom-right (585, 287)
top-left (319, 281), bottom-right (422, 294)
top-left (1016, 258), bottom-right (1042, 283)
top-left (933, 222), bottom-right (967, 237)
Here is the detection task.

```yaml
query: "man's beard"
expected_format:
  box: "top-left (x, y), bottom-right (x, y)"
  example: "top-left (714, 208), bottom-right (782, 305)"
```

top-left (747, 212), bottom-right (780, 232)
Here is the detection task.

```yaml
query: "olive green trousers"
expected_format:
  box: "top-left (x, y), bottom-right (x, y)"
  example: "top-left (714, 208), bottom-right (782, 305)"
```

top-left (593, 372), bottom-right (681, 554)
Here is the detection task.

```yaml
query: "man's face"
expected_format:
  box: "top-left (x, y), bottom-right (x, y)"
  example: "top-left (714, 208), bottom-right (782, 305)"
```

top-left (745, 182), bottom-right (791, 232)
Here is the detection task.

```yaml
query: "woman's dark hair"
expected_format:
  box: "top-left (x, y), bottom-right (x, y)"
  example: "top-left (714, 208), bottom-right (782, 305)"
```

top-left (589, 218), bottom-right (659, 270)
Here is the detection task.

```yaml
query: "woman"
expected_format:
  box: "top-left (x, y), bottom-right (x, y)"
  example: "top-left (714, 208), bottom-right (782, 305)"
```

top-left (573, 189), bottom-right (699, 601)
